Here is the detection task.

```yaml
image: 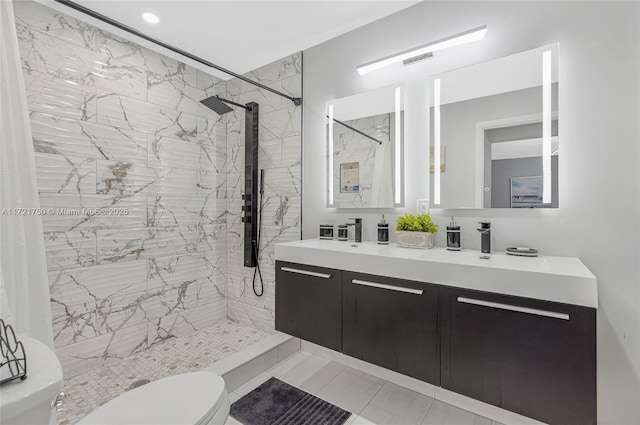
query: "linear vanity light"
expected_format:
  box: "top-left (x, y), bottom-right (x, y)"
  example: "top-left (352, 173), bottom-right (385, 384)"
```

top-left (433, 78), bottom-right (441, 205)
top-left (542, 49), bottom-right (552, 204)
top-left (357, 25), bottom-right (487, 75)
top-left (328, 104), bottom-right (335, 206)
top-left (395, 87), bottom-right (402, 205)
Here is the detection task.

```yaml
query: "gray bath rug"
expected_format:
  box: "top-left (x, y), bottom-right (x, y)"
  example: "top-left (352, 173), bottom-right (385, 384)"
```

top-left (230, 377), bottom-right (351, 425)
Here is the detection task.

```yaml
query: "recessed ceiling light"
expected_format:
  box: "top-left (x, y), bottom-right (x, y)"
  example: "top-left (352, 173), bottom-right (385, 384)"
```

top-left (142, 12), bottom-right (159, 24)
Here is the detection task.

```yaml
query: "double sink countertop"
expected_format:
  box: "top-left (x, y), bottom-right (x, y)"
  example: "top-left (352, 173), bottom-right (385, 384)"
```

top-left (275, 239), bottom-right (597, 308)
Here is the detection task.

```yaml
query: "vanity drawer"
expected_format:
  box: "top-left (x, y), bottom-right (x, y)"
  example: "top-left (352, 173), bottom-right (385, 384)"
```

top-left (440, 286), bottom-right (596, 425)
top-left (275, 261), bottom-right (343, 351)
top-left (342, 271), bottom-right (440, 385)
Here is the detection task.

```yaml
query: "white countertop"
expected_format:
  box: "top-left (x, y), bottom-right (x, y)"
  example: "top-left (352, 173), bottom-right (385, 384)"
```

top-left (275, 239), bottom-right (598, 308)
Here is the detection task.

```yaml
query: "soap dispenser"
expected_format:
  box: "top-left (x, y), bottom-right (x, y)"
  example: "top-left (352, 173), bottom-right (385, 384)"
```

top-left (377, 215), bottom-right (389, 245)
top-left (446, 216), bottom-right (461, 251)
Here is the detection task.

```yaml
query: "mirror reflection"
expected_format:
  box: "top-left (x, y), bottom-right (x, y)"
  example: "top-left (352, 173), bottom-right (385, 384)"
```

top-left (327, 85), bottom-right (403, 208)
top-left (430, 44), bottom-right (559, 209)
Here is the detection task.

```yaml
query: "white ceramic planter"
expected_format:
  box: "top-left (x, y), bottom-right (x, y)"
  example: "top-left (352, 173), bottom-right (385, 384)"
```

top-left (395, 231), bottom-right (435, 249)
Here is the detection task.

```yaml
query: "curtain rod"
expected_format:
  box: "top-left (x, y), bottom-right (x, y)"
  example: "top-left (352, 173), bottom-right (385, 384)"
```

top-left (327, 116), bottom-right (383, 145)
top-left (53, 0), bottom-right (302, 106)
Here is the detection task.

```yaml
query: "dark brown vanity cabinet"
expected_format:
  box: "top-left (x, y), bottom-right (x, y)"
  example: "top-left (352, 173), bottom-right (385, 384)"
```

top-left (440, 286), bottom-right (597, 425)
top-left (275, 261), bottom-right (343, 351)
top-left (275, 260), bottom-right (597, 425)
top-left (342, 271), bottom-right (440, 385)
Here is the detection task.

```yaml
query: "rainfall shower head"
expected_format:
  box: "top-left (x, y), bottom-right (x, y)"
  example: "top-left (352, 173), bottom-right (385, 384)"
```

top-left (200, 95), bottom-right (235, 115)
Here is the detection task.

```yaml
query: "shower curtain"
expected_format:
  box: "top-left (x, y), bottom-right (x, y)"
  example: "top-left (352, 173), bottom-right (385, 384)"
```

top-left (0, 0), bottom-right (54, 349)
top-left (370, 139), bottom-right (394, 207)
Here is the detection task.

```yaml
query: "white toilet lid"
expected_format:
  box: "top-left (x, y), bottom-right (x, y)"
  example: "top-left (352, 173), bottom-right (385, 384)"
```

top-left (78, 371), bottom-right (226, 425)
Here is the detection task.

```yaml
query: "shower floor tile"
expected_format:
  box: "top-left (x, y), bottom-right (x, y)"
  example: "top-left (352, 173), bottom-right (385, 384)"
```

top-left (57, 320), bottom-right (270, 425)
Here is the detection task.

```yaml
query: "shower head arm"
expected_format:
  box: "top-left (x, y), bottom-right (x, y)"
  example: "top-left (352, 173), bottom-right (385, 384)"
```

top-left (216, 96), bottom-right (250, 110)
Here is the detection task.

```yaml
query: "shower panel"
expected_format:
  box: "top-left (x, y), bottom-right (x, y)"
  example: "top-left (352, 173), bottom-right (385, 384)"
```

top-left (243, 102), bottom-right (259, 267)
top-left (200, 96), bottom-right (260, 268)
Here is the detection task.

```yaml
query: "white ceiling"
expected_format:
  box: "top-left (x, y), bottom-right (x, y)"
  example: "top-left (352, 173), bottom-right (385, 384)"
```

top-left (43, 1), bottom-right (419, 80)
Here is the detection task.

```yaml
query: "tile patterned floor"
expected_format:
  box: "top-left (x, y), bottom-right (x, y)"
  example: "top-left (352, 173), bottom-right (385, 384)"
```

top-left (58, 321), bottom-right (270, 425)
top-left (226, 352), bottom-right (505, 425)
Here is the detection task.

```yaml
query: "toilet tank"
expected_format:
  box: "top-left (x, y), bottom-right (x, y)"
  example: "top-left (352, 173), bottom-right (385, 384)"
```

top-left (1, 334), bottom-right (64, 425)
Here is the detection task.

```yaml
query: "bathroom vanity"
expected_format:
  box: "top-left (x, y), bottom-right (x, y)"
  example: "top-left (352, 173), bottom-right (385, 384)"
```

top-left (274, 240), bottom-right (597, 425)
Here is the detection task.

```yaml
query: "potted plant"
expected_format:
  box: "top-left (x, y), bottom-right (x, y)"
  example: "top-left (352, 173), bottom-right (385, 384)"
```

top-left (395, 213), bottom-right (439, 249)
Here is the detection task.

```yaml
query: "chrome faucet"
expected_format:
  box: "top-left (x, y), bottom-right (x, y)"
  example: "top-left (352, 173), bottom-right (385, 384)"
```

top-left (347, 218), bottom-right (362, 243)
top-left (477, 222), bottom-right (491, 253)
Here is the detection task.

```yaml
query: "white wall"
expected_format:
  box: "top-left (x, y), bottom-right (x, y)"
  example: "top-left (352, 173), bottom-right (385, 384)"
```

top-left (302, 2), bottom-right (640, 424)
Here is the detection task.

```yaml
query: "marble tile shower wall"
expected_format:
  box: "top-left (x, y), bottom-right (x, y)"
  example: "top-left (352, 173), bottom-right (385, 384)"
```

top-left (224, 54), bottom-right (302, 331)
top-left (14, 1), bottom-right (229, 377)
top-left (333, 114), bottom-right (390, 208)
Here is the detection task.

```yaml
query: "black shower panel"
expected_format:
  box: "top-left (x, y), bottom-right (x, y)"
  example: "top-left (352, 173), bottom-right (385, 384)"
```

top-left (243, 102), bottom-right (259, 267)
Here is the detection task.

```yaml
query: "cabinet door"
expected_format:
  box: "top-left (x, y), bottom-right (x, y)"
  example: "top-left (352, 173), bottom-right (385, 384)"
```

top-left (440, 286), bottom-right (596, 425)
top-left (342, 271), bottom-right (440, 385)
top-left (275, 261), bottom-right (342, 351)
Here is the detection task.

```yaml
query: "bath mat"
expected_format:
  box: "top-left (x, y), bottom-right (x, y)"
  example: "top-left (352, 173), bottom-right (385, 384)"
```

top-left (230, 377), bottom-right (351, 425)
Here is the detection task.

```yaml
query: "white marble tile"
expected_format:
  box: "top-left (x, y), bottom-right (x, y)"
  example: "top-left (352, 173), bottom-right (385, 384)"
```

top-left (226, 272), bottom-right (275, 311)
top-left (96, 160), bottom-right (197, 197)
top-left (148, 63), bottom-right (202, 114)
top-left (96, 30), bottom-right (163, 73)
top-left (263, 166), bottom-right (302, 198)
top-left (260, 195), bottom-right (301, 227)
top-left (280, 135), bottom-right (302, 168)
top-left (97, 227), bottom-right (198, 263)
top-left (243, 52), bottom-right (301, 86)
top-left (225, 172), bottom-right (244, 200)
top-left (39, 194), bottom-right (146, 232)
top-left (259, 139), bottom-right (282, 169)
top-left (16, 23), bottom-right (147, 99)
top-left (49, 260), bottom-right (147, 306)
top-left (280, 74), bottom-right (302, 99)
top-left (148, 136), bottom-right (201, 170)
top-left (147, 195), bottom-right (224, 229)
top-left (147, 302), bottom-right (227, 345)
top-left (23, 69), bottom-right (97, 121)
top-left (147, 253), bottom-right (223, 289)
top-left (44, 230), bottom-right (96, 271)
top-left (316, 368), bottom-right (384, 415)
top-left (359, 404), bottom-right (417, 425)
top-left (197, 170), bottom-right (226, 198)
top-left (260, 106), bottom-right (301, 142)
top-left (34, 153), bottom-right (96, 194)
top-left (196, 69), bottom-right (226, 96)
top-left (31, 112), bottom-right (147, 163)
top-left (421, 400), bottom-right (480, 425)
top-left (370, 382), bottom-right (434, 424)
top-left (198, 223), bottom-right (227, 252)
top-left (235, 82), bottom-right (283, 114)
top-left (227, 299), bottom-right (275, 332)
top-left (13, 0), bottom-right (96, 49)
top-left (96, 91), bottom-right (197, 141)
top-left (55, 321), bottom-right (149, 375)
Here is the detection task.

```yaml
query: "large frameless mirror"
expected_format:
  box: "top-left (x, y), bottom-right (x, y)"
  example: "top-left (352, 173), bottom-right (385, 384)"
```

top-left (430, 43), bottom-right (559, 209)
top-left (326, 85), bottom-right (404, 208)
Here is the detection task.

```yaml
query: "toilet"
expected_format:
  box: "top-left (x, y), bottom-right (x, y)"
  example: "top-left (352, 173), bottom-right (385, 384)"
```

top-left (77, 371), bottom-right (230, 425)
top-left (0, 334), bottom-right (64, 425)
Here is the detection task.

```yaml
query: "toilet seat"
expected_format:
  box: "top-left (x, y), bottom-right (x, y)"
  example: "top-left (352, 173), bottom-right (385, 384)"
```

top-left (77, 371), bottom-right (228, 425)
